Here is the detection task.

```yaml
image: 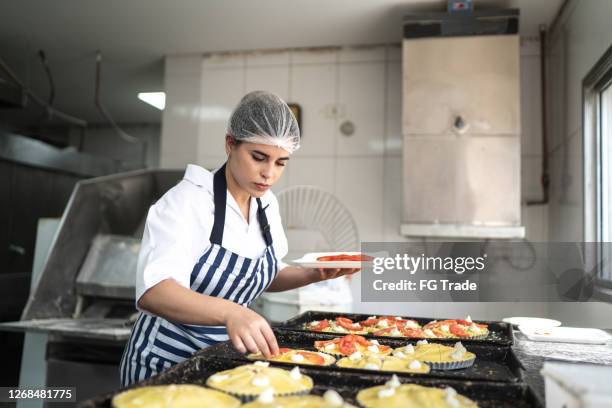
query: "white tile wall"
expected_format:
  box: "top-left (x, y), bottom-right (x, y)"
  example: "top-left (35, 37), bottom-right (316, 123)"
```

top-left (336, 62), bottom-right (386, 156)
top-left (161, 57), bottom-right (203, 168)
top-left (199, 67), bottom-right (245, 160)
top-left (287, 157), bottom-right (335, 194)
top-left (245, 66), bottom-right (289, 99)
top-left (336, 157), bottom-right (384, 242)
top-left (289, 63), bottom-right (337, 157)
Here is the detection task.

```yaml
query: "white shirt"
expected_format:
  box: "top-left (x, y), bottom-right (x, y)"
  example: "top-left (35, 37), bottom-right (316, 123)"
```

top-left (135, 164), bottom-right (289, 306)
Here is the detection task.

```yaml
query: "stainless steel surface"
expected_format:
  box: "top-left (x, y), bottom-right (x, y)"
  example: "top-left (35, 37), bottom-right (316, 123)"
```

top-left (0, 318), bottom-right (131, 341)
top-left (0, 132), bottom-right (115, 176)
top-left (402, 35), bottom-right (523, 238)
top-left (0, 169), bottom-right (182, 341)
top-left (76, 234), bottom-right (141, 300)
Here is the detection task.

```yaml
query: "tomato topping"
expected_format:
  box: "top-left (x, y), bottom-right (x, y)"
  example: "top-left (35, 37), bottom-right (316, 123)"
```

top-left (335, 317), bottom-right (362, 331)
top-left (402, 328), bottom-right (425, 338)
top-left (450, 324), bottom-right (468, 337)
top-left (311, 320), bottom-right (330, 331)
top-left (316, 254), bottom-right (374, 262)
top-left (278, 348), bottom-right (291, 354)
top-left (373, 327), bottom-right (394, 336)
top-left (456, 319), bottom-right (472, 326)
top-left (298, 351), bottom-right (325, 365)
top-left (360, 318), bottom-right (379, 327)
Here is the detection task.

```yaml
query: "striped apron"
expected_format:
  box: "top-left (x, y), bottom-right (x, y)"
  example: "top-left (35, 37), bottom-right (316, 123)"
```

top-left (119, 163), bottom-right (278, 387)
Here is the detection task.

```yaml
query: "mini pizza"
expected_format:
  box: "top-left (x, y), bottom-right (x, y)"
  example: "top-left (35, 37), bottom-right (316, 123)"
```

top-left (247, 348), bottom-right (336, 366)
top-left (305, 317), bottom-right (367, 334)
top-left (359, 316), bottom-right (421, 336)
top-left (422, 316), bottom-right (489, 339)
top-left (314, 334), bottom-right (392, 357)
top-left (316, 254), bottom-right (374, 262)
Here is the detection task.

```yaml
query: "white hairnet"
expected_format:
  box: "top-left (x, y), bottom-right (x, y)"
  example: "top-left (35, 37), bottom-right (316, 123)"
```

top-left (227, 90), bottom-right (300, 153)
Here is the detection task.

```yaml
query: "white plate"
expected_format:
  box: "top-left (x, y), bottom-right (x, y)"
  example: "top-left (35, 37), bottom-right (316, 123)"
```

top-left (292, 252), bottom-right (372, 269)
top-left (519, 326), bottom-right (612, 345)
top-left (502, 317), bottom-right (562, 328)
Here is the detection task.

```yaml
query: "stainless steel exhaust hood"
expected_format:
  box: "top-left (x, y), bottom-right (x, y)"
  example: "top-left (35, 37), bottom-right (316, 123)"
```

top-left (401, 10), bottom-right (525, 239)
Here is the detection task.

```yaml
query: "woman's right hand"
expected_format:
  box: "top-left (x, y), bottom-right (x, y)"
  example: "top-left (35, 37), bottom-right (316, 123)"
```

top-left (224, 304), bottom-right (279, 358)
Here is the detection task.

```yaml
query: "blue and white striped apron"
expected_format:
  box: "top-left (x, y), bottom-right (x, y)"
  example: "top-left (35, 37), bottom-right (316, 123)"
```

top-left (119, 163), bottom-right (278, 387)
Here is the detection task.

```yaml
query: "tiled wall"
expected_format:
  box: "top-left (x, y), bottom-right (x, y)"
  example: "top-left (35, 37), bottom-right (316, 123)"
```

top-left (545, 0), bottom-right (612, 326)
top-left (161, 42), bottom-right (551, 321)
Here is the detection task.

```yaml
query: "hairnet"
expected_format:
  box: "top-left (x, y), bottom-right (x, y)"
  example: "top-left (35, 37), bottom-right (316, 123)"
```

top-left (227, 90), bottom-right (300, 153)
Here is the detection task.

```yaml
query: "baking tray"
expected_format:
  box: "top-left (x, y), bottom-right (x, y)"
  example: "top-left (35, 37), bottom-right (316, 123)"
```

top-left (211, 328), bottom-right (523, 383)
top-left (80, 351), bottom-right (540, 408)
top-left (278, 310), bottom-right (514, 347)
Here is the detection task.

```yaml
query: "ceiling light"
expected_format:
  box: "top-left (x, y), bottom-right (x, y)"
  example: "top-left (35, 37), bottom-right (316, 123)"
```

top-left (138, 92), bottom-right (166, 110)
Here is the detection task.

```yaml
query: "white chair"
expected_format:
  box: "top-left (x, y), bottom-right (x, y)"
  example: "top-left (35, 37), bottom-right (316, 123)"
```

top-left (254, 186), bottom-right (359, 322)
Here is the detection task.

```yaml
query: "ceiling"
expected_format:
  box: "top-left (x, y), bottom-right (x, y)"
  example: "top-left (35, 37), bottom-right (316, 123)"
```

top-left (0, 0), bottom-right (563, 127)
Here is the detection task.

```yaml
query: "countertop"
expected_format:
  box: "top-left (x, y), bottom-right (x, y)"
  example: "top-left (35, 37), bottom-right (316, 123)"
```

top-left (512, 329), bottom-right (612, 405)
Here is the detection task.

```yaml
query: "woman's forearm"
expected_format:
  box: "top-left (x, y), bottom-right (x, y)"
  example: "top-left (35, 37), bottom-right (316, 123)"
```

top-left (137, 279), bottom-right (240, 325)
top-left (265, 266), bottom-right (319, 292)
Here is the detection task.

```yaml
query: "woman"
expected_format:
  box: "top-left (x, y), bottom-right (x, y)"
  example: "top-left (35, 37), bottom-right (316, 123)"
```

top-left (120, 90), bottom-right (359, 387)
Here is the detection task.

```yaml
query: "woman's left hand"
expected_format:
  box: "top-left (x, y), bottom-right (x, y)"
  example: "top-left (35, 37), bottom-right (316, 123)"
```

top-left (311, 268), bottom-right (360, 282)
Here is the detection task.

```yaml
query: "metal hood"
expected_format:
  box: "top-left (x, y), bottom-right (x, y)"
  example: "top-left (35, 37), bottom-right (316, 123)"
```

top-left (401, 10), bottom-right (525, 239)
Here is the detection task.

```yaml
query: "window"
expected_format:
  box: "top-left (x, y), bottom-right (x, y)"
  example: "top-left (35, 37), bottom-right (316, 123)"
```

top-left (584, 44), bottom-right (612, 286)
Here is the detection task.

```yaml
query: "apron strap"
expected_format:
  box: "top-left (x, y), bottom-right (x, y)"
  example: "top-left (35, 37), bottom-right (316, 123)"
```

top-left (210, 162), bottom-right (274, 247)
top-left (210, 163), bottom-right (227, 245)
top-left (256, 198), bottom-right (273, 247)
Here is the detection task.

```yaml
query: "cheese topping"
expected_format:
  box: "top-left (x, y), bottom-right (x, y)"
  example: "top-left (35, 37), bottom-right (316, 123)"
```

top-left (417, 340), bottom-right (428, 346)
top-left (409, 360), bottom-right (422, 369)
top-left (289, 366), bottom-right (301, 380)
top-left (441, 325), bottom-right (450, 332)
top-left (325, 343), bottom-right (336, 351)
top-left (393, 351), bottom-right (406, 359)
top-left (323, 390), bottom-right (344, 407)
top-left (405, 320), bottom-right (419, 329)
top-left (257, 387), bottom-right (275, 403)
top-left (364, 362), bottom-right (381, 370)
top-left (349, 351), bottom-right (363, 361)
top-left (378, 319), bottom-right (389, 328)
top-left (209, 373), bottom-right (229, 382)
top-left (390, 328), bottom-right (401, 336)
top-left (395, 316), bottom-right (403, 320)
top-left (377, 387), bottom-right (396, 398)
top-left (423, 329), bottom-right (435, 337)
top-left (404, 344), bottom-right (415, 353)
top-left (367, 345), bottom-right (380, 353)
top-left (466, 315), bottom-right (473, 323)
top-left (386, 374), bottom-right (401, 388)
top-left (451, 342), bottom-right (467, 360)
top-left (371, 339), bottom-right (380, 345)
top-left (251, 375), bottom-right (270, 387)
top-left (310, 320), bottom-right (320, 326)
top-left (445, 387), bottom-right (460, 408)
top-left (291, 353), bottom-right (305, 363)
top-left (254, 361), bottom-right (270, 367)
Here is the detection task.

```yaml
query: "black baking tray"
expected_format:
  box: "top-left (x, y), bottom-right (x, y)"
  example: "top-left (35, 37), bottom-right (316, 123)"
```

top-left (210, 328), bottom-right (523, 383)
top-left (80, 351), bottom-right (540, 408)
top-left (278, 310), bottom-right (514, 347)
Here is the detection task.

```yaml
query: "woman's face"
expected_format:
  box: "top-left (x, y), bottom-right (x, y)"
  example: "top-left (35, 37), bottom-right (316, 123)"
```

top-left (226, 136), bottom-right (290, 198)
